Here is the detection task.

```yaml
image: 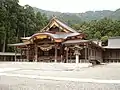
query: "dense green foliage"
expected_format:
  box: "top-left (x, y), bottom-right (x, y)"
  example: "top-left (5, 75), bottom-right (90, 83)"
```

top-left (72, 18), bottom-right (120, 42)
top-left (0, 0), bottom-right (48, 52)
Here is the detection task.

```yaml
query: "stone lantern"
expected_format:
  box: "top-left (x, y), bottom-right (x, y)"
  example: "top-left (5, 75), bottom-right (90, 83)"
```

top-left (73, 44), bottom-right (83, 63)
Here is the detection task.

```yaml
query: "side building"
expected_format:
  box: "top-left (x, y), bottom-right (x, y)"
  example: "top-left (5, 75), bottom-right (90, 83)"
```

top-left (103, 37), bottom-right (120, 63)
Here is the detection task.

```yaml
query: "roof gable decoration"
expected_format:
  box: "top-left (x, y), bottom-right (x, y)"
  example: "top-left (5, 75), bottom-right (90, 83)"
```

top-left (40, 17), bottom-right (78, 33)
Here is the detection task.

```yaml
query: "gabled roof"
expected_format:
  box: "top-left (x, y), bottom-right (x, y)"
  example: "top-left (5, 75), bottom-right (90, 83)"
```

top-left (40, 17), bottom-right (78, 33)
top-left (54, 18), bottom-right (78, 33)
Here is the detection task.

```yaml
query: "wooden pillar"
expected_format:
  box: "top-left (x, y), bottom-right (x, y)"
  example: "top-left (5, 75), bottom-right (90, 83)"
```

top-left (85, 44), bottom-right (88, 63)
top-left (66, 47), bottom-right (69, 63)
top-left (85, 46), bottom-right (87, 63)
top-left (55, 44), bottom-right (57, 62)
top-left (91, 48), bottom-right (92, 60)
top-left (95, 49), bottom-right (96, 60)
top-left (61, 55), bottom-right (63, 62)
top-left (70, 49), bottom-right (72, 63)
top-left (60, 44), bottom-right (62, 62)
top-left (15, 47), bottom-right (17, 62)
top-left (4, 56), bottom-right (6, 61)
top-left (35, 44), bottom-right (38, 62)
top-left (87, 45), bottom-right (89, 63)
top-left (27, 47), bottom-right (29, 62)
top-left (20, 49), bottom-right (22, 62)
top-left (12, 56), bottom-right (13, 61)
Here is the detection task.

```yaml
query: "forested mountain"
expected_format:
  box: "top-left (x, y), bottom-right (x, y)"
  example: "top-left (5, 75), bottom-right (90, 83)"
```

top-left (34, 7), bottom-right (120, 24)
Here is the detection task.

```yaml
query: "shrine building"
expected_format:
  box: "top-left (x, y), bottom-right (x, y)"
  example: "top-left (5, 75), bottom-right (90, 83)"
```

top-left (8, 17), bottom-right (104, 63)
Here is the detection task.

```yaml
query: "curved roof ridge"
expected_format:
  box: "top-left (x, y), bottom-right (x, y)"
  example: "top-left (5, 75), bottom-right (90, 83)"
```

top-left (29, 32), bottom-right (81, 40)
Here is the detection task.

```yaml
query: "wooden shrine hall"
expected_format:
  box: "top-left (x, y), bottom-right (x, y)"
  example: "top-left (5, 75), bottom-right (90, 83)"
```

top-left (8, 17), bottom-right (103, 63)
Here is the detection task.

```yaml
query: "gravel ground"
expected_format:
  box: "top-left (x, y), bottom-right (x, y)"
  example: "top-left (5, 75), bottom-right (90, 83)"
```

top-left (0, 62), bottom-right (120, 90)
top-left (1, 63), bottom-right (120, 80)
top-left (0, 76), bottom-right (120, 90)
top-left (0, 62), bottom-right (91, 70)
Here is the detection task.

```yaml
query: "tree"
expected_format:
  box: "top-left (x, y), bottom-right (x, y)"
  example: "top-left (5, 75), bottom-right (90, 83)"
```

top-left (101, 36), bottom-right (108, 46)
top-left (35, 12), bottom-right (48, 32)
top-left (94, 31), bottom-right (101, 39)
top-left (0, 0), bottom-right (48, 52)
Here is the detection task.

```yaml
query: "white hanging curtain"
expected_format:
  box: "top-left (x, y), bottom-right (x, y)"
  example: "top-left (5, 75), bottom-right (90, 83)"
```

top-left (38, 44), bottom-right (54, 51)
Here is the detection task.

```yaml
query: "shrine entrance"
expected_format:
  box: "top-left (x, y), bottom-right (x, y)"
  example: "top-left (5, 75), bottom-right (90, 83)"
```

top-left (36, 44), bottom-right (62, 62)
top-left (37, 44), bottom-right (55, 62)
top-left (29, 33), bottom-right (64, 62)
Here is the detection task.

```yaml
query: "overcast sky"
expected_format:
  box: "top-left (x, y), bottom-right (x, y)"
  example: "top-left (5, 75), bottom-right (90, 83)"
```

top-left (19, 0), bottom-right (120, 13)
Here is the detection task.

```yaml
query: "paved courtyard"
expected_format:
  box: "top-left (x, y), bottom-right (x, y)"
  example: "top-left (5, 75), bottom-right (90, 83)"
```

top-left (0, 62), bottom-right (120, 90)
